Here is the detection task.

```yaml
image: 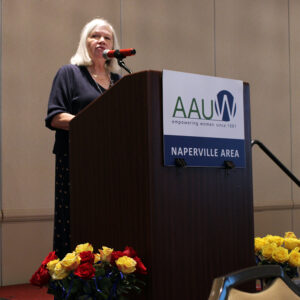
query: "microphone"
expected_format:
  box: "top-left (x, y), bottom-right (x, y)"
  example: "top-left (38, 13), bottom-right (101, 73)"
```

top-left (103, 48), bottom-right (136, 59)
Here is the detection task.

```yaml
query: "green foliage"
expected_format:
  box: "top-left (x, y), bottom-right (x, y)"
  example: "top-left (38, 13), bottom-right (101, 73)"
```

top-left (256, 253), bottom-right (299, 279)
top-left (47, 266), bottom-right (146, 300)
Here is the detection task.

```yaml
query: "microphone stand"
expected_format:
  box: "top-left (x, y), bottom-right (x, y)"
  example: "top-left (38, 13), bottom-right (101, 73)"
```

top-left (117, 57), bottom-right (132, 74)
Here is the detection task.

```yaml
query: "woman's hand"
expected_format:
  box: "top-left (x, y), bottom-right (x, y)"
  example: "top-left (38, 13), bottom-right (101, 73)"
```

top-left (51, 113), bottom-right (75, 131)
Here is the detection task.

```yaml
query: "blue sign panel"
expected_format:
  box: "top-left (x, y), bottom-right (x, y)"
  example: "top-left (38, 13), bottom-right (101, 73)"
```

top-left (163, 70), bottom-right (245, 168)
top-left (164, 135), bottom-right (245, 167)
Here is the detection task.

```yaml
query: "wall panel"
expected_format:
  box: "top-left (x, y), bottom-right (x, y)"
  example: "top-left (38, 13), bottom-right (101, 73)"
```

top-left (254, 209), bottom-right (293, 237)
top-left (2, 220), bottom-right (53, 285)
top-left (2, 0), bottom-right (121, 213)
top-left (122, 0), bottom-right (214, 75)
top-left (290, 0), bottom-right (300, 203)
top-left (215, 0), bottom-right (292, 207)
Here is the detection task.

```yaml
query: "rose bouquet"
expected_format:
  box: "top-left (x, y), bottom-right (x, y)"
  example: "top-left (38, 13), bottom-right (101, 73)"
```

top-left (255, 231), bottom-right (300, 279)
top-left (30, 243), bottom-right (147, 300)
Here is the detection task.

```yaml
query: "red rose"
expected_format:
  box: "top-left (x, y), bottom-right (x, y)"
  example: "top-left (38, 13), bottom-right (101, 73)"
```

top-left (123, 246), bottom-right (137, 258)
top-left (30, 251), bottom-right (57, 287)
top-left (111, 251), bottom-right (124, 264)
top-left (30, 265), bottom-right (50, 287)
top-left (111, 246), bottom-right (138, 265)
top-left (74, 263), bottom-right (95, 279)
top-left (134, 256), bottom-right (147, 275)
top-left (79, 251), bottom-right (95, 264)
top-left (41, 251), bottom-right (58, 266)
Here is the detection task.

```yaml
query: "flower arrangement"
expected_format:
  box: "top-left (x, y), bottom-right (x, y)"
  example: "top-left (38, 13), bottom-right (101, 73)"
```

top-left (255, 231), bottom-right (300, 279)
top-left (30, 243), bottom-right (147, 300)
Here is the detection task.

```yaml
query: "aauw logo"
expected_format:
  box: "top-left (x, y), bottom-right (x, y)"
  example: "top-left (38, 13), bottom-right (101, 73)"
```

top-left (172, 90), bottom-right (237, 122)
top-left (214, 90), bottom-right (236, 121)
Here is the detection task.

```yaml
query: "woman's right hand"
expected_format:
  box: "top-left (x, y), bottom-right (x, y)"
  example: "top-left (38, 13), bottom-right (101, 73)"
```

top-left (50, 113), bottom-right (75, 131)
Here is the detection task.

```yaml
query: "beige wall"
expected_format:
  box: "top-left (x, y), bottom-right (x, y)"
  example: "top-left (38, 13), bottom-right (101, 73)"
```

top-left (0, 0), bottom-right (299, 285)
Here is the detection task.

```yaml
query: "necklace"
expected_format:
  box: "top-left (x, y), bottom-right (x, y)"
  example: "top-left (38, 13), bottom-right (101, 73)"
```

top-left (87, 68), bottom-right (113, 94)
top-left (95, 81), bottom-right (105, 94)
top-left (95, 75), bottom-right (113, 92)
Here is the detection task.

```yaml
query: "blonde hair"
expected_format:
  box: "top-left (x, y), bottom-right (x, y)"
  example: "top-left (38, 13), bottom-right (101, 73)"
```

top-left (70, 18), bottom-right (120, 73)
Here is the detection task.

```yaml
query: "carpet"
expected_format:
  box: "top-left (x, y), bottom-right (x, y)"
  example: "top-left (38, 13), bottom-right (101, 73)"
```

top-left (0, 284), bottom-right (53, 299)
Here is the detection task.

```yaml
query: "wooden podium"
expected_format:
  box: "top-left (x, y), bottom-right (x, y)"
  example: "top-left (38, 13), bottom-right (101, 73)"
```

top-left (69, 70), bottom-right (254, 300)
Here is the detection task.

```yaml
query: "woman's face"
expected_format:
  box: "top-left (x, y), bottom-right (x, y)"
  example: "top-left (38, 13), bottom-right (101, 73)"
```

top-left (86, 25), bottom-right (114, 63)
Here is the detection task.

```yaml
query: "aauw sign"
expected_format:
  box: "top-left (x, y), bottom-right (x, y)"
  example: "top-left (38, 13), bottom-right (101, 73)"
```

top-left (163, 70), bottom-right (245, 167)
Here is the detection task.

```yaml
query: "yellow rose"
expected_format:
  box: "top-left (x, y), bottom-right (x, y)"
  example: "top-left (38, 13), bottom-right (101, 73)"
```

top-left (284, 238), bottom-right (300, 250)
top-left (94, 253), bottom-right (101, 264)
top-left (99, 246), bottom-right (114, 262)
top-left (255, 237), bottom-right (267, 253)
top-left (115, 256), bottom-right (136, 274)
top-left (272, 246), bottom-right (289, 263)
top-left (285, 232), bottom-right (297, 239)
top-left (61, 252), bottom-right (80, 270)
top-left (265, 235), bottom-right (284, 247)
top-left (261, 243), bottom-right (277, 259)
top-left (75, 243), bottom-right (94, 254)
top-left (52, 262), bottom-right (70, 280)
top-left (47, 259), bottom-right (60, 275)
top-left (289, 247), bottom-right (300, 267)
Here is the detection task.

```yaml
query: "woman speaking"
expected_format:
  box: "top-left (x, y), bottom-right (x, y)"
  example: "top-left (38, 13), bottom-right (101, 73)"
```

top-left (45, 18), bottom-right (121, 258)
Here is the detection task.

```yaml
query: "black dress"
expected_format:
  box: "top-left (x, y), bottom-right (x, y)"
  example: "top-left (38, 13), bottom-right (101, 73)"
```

top-left (45, 64), bottom-right (121, 258)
